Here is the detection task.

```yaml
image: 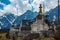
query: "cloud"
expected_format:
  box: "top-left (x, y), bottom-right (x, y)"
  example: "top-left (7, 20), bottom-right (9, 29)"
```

top-left (10, 0), bottom-right (15, 2)
top-left (30, 0), bottom-right (44, 12)
top-left (29, 0), bottom-right (58, 12)
top-left (9, 0), bottom-right (32, 16)
top-left (44, 0), bottom-right (58, 12)
top-left (28, 0), bottom-right (34, 4)
top-left (0, 2), bottom-right (6, 5)
top-left (4, 5), bottom-right (17, 15)
top-left (0, 0), bottom-right (24, 16)
top-left (0, 0), bottom-right (59, 16)
top-left (59, 0), bottom-right (60, 4)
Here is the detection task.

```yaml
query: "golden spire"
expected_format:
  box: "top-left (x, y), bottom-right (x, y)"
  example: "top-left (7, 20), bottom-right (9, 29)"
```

top-left (37, 4), bottom-right (43, 20)
top-left (39, 4), bottom-right (42, 15)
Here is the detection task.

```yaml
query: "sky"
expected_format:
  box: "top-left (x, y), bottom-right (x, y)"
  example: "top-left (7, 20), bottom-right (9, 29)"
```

top-left (0, 0), bottom-right (60, 16)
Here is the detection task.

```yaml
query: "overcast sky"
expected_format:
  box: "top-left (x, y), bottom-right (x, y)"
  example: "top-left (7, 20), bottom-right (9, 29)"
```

top-left (0, 0), bottom-right (59, 16)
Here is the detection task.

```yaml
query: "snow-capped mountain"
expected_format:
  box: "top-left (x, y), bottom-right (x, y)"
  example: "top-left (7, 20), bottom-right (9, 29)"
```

top-left (13, 10), bottom-right (38, 26)
top-left (0, 16), bottom-right (11, 29)
top-left (45, 5), bottom-right (60, 25)
top-left (0, 10), bottom-right (38, 29)
top-left (4, 13), bottom-right (16, 24)
top-left (0, 5), bottom-right (60, 29)
top-left (0, 13), bottom-right (15, 29)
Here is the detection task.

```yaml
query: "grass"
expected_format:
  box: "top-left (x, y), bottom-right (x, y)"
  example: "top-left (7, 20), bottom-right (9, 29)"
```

top-left (0, 32), bottom-right (7, 40)
top-left (40, 37), bottom-right (55, 40)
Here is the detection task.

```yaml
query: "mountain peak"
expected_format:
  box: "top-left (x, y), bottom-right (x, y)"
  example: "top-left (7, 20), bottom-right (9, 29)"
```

top-left (45, 5), bottom-right (60, 25)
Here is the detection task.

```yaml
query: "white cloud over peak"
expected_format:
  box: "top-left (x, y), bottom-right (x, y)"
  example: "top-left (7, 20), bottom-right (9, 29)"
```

top-left (59, 0), bottom-right (60, 4)
top-left (0, 0), bottom-right (59, 16)
top-left (44, 0), bottom-right (58, 12)
top-left (0, 10), bottom-right (4, 16)
top-left (10, 0), bottom-right (15, 2)
top-left (4, 5), bottom-right (17, 15)
top-left (9, 0), bottom-right (32, 16)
